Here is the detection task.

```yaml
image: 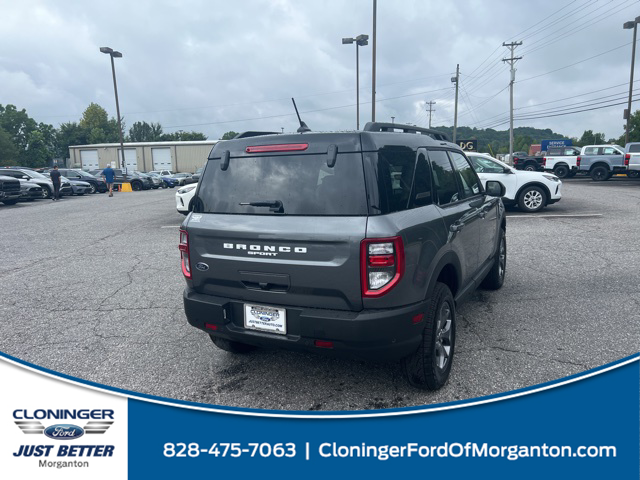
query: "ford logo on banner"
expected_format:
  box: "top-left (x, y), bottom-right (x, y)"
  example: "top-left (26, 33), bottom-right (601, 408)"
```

top-left (43, 424), bottom-right (84, 440)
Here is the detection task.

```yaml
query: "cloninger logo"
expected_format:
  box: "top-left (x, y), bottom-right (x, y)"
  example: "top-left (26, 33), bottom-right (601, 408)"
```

top-left (13, 409), bottom-right (114, 440)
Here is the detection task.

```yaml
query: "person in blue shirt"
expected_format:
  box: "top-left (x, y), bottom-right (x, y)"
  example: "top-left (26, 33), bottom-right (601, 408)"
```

top-left (102, 166), bottom-right (115, 197)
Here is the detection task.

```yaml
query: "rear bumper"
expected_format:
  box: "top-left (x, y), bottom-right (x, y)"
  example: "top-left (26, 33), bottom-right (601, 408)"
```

top-left (183, 288), bottom-right (426, 362)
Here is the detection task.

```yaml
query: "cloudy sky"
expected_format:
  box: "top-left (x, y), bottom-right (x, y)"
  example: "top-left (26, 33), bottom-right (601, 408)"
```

top-left (1, 0), bottom-right (639, 141)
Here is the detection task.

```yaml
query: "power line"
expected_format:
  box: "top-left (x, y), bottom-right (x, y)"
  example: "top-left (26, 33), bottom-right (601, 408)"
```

top-left (519, 41), bottom-right (633, 83)
top-left (480, 93), bottom-right (640, 129)
top-left (520, 0), bottom-right (636, 57)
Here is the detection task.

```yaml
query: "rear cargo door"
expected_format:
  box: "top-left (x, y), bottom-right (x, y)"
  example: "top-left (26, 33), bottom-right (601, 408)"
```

top-left (188, 149), bottom-right (368, 311)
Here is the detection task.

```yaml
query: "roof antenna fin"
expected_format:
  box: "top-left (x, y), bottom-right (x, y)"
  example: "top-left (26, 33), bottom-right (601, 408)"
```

top-left (291, 98), bottom-right (311, 133)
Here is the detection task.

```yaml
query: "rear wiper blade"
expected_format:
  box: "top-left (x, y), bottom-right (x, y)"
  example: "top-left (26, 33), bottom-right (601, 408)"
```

top-left (239, 200), bottom-right (284, 213)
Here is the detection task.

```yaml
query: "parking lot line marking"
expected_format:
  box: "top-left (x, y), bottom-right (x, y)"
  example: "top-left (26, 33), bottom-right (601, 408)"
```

top-left (508, 214), bottom-right (603, 218)
top-left (161, 225), bottom-right (181, 228)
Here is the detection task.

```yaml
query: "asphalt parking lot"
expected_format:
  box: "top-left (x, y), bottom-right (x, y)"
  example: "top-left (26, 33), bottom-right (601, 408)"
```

top-left (0, 177), bottom-right (638, 410)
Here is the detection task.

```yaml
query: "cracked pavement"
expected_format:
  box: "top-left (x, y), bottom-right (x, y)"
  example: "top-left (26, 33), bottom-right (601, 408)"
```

top-left (0, 179), bottom-right (638, 411)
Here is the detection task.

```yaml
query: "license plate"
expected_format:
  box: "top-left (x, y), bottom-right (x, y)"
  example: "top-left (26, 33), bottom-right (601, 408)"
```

top-left (244, 304), bottom-right (287, 335)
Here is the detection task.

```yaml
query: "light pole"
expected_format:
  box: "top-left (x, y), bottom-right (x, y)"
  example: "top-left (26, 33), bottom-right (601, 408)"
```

top-left (623, 17), bottom-right (640, 145)
top-left (100, 46), bottom-right (126, 174)
top-left (342, 34), bottom-right (369, 129)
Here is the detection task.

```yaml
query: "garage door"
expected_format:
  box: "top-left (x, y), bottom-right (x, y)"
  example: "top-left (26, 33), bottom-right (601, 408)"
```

top-left (119, 148), bottom-right (139, 174)
top-left (152, 148), bottom-right (172, 171)
top-left (80, 150), bottom-right (99, 171)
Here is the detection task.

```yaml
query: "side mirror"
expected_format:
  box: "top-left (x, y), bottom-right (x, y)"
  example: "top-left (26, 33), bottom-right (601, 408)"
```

top-left (485, 180), bottom-right (505, 197)
top-left (503, 167), bottom-right (513, 174)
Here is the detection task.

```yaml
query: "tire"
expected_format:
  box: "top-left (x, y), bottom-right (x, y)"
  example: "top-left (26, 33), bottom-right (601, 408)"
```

top-left (210, 335), bottom-right (257, 354)
top-left (88, 183), bottom-right (97, 194)
top-left (131, 181), bottom-right (142, 191)
top-left (627, 171), bottom-right (639, 178)
top-left (402, 282), bottom-right (456, 390)
top-left (518, 186), bottom-right (546, 213)
top-left (590, 166), bottom-right (609, 181)
top-left (481, 229), bottom-right (506, 290)
top-left (161, 183), bottom-right (168, 189)
top-left (41, 187), bottom-right (51, 199)
top-left (553, 164), bottom-right (569, 179)
top-left (523, 163), bottom-right (537, 172)
top-left (2, 199), bottom-right (18, 205)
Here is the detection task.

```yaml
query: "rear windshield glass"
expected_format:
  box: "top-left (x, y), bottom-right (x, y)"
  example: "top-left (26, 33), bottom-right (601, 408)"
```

top-left (197, 153), bottom-right (368, 215)
top-left (628, 144), bottom-right (640, 153)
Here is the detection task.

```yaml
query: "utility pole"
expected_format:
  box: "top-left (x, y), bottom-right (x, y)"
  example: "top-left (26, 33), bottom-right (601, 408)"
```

top-left (426, 101), bottom-right (436, 128)
top-left (502, 42), bottom-right (523, 161)
top-left (451, 65), bottom-right (459, 142)
top-left (623, 18), bottom-right (640, 145)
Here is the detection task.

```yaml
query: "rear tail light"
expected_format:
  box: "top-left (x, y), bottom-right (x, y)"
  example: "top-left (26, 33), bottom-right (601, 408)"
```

top-left (576, 156), bottom-right (581, 167)
top-left (513, 157), bottom-right (519, 164)
top-left (542, 157), bottom-right (546, 167)
top-left (625, 153), bottom-right (630, 166)
top-left (179, 229), bottom-right (191, 279)
top-left (361, 237), bottom-right (405, 297)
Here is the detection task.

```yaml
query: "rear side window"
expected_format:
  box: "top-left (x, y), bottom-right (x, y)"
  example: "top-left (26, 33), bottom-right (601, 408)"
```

top-left (197, 153), bottom-right (368, 216)
top-left (429, 150), bottom-right (459, 205)
top-left (410, 152), bottom-right (433, 208)
top-left (371, 146), bottom-right (418, 213)
top-left (584, 147), bottom-right (598, 155)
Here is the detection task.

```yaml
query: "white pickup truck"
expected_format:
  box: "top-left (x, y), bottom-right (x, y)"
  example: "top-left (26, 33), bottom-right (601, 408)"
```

top-left (624, 142), bottom-right (640, 178)
top-left (542, 146), bottom-right (581, 178)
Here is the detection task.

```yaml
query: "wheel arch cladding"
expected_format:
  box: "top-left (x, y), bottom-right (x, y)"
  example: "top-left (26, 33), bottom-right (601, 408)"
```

top-left (425, 252), bottom-right (461, 301)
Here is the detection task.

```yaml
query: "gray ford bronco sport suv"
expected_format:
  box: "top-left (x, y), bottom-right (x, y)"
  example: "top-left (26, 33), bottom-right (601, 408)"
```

top-left (181, 123), bottom-right (507, 390)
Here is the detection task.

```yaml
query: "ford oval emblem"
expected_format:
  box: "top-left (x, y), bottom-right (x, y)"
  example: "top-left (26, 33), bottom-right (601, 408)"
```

top-left (43, 424), bottom-right (84, 440)
top-left (195, 262), bottom-right (209, 271)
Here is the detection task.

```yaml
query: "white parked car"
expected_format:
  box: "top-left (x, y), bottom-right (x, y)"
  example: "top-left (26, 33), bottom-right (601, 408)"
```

top-left (175, 183), bottom-right (197, 215)
top-left (466, 152), bottom-right (562, 213)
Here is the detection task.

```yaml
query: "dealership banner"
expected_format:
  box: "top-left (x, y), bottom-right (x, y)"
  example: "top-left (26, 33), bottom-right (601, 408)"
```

top-left (0, 352), bottom-right (638, 479)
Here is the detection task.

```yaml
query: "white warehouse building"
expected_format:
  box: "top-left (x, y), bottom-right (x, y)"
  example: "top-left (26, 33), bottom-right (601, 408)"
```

top-left (68, 140), bottom-right (218, 173)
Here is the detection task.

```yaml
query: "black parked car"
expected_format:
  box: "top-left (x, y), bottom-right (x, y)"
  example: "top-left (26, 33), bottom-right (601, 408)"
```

top-left (58, 169), bottom-right (108, 194)
top-left (181, 122), bottom-right (507, 390)
top-left (0, 175), bottom-right (22, 205)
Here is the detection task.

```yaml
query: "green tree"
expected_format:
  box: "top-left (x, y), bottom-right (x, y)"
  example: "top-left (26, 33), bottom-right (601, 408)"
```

top-left (577, 130), bottom-right (606, 147)
top-left (55, 122), bottom-right (88, 158)
top-left (0, 127), bottom-right (19, 166)
top-left (22, 130), bottom-right (50, 167)
top-left (161, 130), bottom-right (207, 141)
top-left (221, 131), bottom-right (238, 140)
top-left (620, 109), bottom-right (640, 145)
top-left (0, 104), bottom-right (37, 153)
top-left (79, 103), bottom-right (122, 143)
top-left (129, 121), bottom-right (163, 142)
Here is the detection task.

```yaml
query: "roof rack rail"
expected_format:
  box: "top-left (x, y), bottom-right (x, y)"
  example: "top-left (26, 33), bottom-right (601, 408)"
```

top-left (362, 122), bottom-right (449, 141)
top-left (233, 131), bottom-right (280, 139)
